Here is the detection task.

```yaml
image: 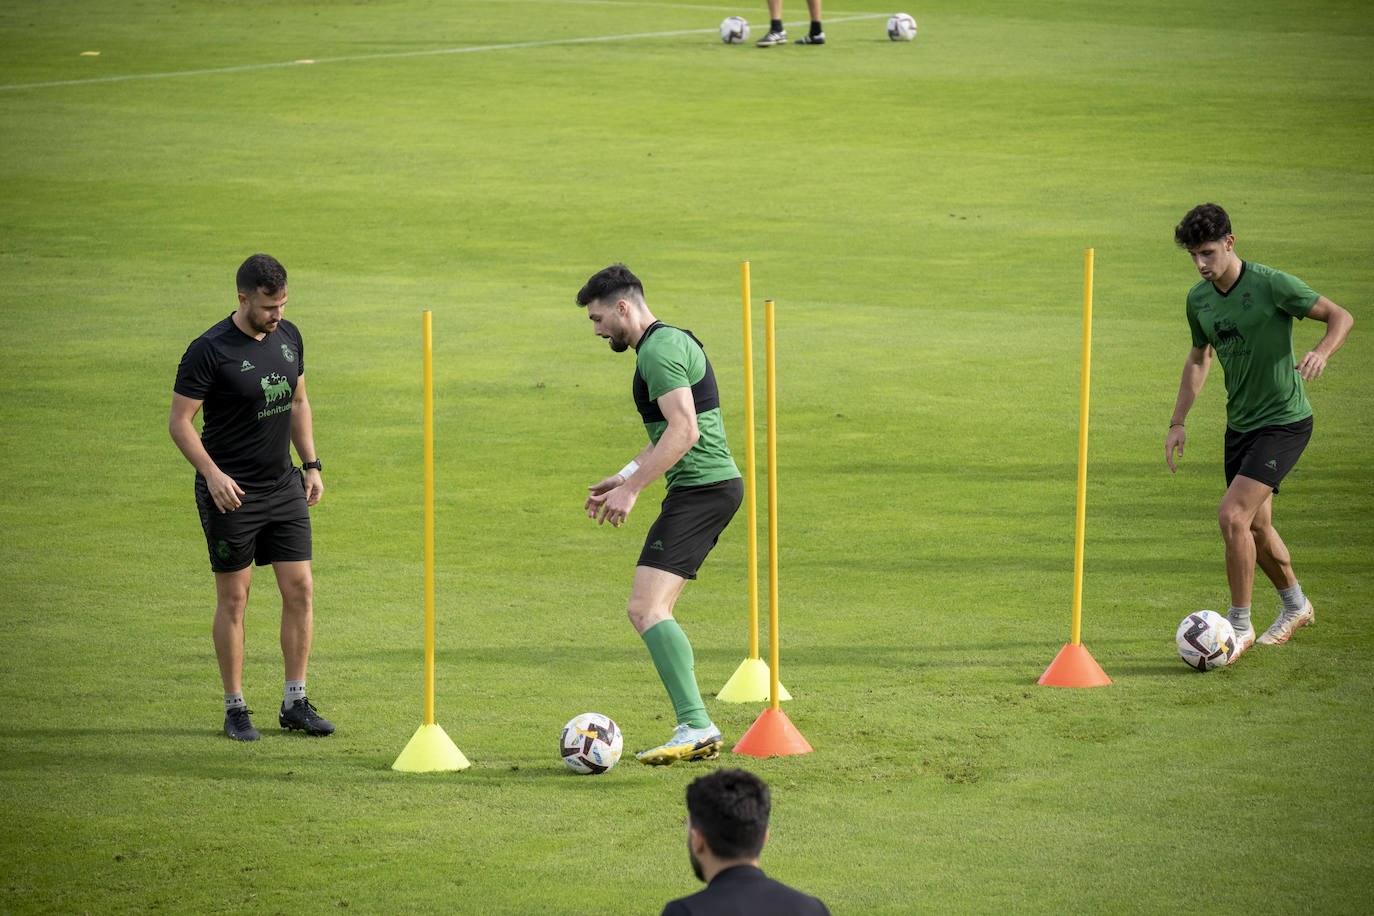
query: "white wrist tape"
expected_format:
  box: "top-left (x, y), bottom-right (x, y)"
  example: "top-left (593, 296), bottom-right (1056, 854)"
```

top-left (617, 459), bottom-right (639, 480)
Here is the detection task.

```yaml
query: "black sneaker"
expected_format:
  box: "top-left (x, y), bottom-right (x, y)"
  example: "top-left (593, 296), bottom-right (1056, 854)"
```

top-left (794, 32), bottom-right (826, 44)
top-left (755, 28), bottom-right (787, 47)
top-left (279, 697), bottom-right (335, 736)
top-left (225, 706), bottom-right (260, 741)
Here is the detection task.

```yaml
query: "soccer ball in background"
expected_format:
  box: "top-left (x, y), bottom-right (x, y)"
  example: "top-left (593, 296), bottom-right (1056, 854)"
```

top-left (720, 16), bottom-right (750, 44)
top-left (1176, 611), bottom-right (1237, 671)
top-left (560, 712), bottom-right (623, 774)
top-left (887, 13), bottom-right (917, 41)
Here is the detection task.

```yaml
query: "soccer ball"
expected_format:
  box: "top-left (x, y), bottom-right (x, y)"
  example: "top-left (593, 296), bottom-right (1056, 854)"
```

top-left (887, 13), bottom-right (917, 41)
top-left (720, 16), bottom-right (750, 44)
top-left (1176, 610), bottom-right (1237, 671)
top-left (559, 712), bottom-right (623, 774)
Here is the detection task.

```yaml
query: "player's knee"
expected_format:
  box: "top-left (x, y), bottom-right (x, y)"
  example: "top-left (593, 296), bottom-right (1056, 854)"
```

top-left (1216, 505), bottom-right (1251, 541)
top-left (282, 575), bottom-right (313, 608)
top-left (214, 579), bottom-right (250, 615)
top-left (626, 602), bottom-right (669, 634)
top-left (216, 589), bottom-right (249, 619)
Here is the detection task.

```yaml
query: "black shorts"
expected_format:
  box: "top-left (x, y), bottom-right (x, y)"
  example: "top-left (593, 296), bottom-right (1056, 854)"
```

top-left (195, 469), bottom-right (313, 573)
top-left (638, 477), bottom-right (744, 580)
top-left (1224, 416), bottom-right (1312, 493)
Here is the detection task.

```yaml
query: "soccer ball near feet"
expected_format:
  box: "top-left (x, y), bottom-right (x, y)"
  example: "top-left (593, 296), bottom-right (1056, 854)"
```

top-left (887, 13), bottom-right (917, 41)
top-left (720, 16), bottom-right (750, 44)
top-left (560, 712), bottom-right (623, 774)
top-left (1176, 610), bottom-right (1236, 671)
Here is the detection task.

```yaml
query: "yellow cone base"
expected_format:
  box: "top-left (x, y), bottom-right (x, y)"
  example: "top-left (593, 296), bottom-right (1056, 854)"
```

top-left (392, 723), bottom-right (472, 772)
top-left (717, 657), bottom-right (793, 703)
top-left (732, 707), bottom-right (813, 758)
top-left (1037, 642), bottom-right (1112, 688)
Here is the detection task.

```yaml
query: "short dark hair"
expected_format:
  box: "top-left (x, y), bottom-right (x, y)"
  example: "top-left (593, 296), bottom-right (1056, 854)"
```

top-left (576, 263), bottom-right (643, 307)
top-left (685, 768), bottom-right (770, 860)
top-left (236, 253), bottom-right (288, 295)
top-left (1174, 203), bottom-right (1232, 249)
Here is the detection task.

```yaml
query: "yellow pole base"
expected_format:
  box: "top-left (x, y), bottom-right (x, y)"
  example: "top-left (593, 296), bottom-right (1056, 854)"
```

top-left (717, 657), bottom-right (793, 703)
top-left (392, 723), bottom-right (472, 772)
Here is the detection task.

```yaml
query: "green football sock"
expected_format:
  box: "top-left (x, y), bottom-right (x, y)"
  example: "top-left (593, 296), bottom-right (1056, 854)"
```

top-left (640, 619), bottom-right (711, 729)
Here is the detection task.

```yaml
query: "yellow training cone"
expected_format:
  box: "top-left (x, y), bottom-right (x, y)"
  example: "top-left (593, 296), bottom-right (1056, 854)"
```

top-left (717, 657), bottom-right (792, 703)
top-left (393, 723), bottom-right (471, 772)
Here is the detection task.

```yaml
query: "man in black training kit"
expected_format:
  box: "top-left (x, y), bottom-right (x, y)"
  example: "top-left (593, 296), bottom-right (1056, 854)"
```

top-left (170, 254), bottom-right (334, 740)
top-left (662, 769), bottom-right (831, 916)
top-left (578, 264), bottom-right (743, 765)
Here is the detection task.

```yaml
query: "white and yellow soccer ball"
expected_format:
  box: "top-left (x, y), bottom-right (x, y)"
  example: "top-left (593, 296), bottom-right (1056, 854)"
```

top-left (720, 16), bottom-right (750, 44)
top-left (1176, 610), bottom-right (1237, 671)
top-left (559, 712), bottom-right (623, 774)
top-left (887, 13), bottom-right (917, 41)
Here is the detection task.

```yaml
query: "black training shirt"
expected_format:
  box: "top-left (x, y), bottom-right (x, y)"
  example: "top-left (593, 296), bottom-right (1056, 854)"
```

top-left (174, 314), bottom-right (304, 487)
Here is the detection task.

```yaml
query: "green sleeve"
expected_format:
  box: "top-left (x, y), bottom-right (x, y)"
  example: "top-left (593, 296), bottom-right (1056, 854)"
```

top-left (1267, 269), bottom-right (1319, 319)
top-left (641, 333), bottom-right (702, 401)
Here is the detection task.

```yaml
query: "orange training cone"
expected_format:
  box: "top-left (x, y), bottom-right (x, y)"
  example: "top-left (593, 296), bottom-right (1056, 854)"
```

top-left (732, 707), bottom-right (813, 758)
top-left (1038, 642), bottom-right (1112, 687)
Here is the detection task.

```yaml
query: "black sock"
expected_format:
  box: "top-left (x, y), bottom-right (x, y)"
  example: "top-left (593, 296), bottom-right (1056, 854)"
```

top-left (810, 20), bottom-right (823, 36)
top-left (771, 19), bottom-right (783, 32)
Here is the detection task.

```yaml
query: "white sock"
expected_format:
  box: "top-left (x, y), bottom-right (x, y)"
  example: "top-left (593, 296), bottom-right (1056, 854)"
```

top-left (1227, 605), bottom-right (1251, 630)
top-left (284, 680), bottom-right (306, 709)
top-left (225, 691), bottom-right (246, 712)
top-left (1278, 583), bottom-right (1306, 614)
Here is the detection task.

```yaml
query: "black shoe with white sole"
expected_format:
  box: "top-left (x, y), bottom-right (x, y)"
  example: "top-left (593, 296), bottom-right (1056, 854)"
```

top-left (279, 697), bottom-right (335, 736)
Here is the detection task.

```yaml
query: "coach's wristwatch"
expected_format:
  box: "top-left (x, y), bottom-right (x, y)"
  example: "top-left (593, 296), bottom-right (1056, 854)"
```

top-left (302, 459), bottom-right (323, 472)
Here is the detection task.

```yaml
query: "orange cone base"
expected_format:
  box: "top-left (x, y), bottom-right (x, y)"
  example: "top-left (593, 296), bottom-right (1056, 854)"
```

top-left (392, 722), bottom-right (472, 772)
top-left (1038, 642), bottom-right (1112, 687)
top-left (717, 657), bottom-right (793, 703)
top-left (732, 707), bottom-right (813, 758)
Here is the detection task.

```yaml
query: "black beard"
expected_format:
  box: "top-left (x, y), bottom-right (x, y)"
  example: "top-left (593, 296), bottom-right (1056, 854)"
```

top-left (689, 850), bottom-right (705, 883)
top-left (609, 338), bottom-right (630, 353)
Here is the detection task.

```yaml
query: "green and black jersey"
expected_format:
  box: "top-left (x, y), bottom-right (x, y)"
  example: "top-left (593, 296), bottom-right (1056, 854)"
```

top-left (174, 315), bottom-right (304, 488)
top-left (633, 322), bottom-right (740, 490)
top-left (1185, 261), bottom-right (1318, 433)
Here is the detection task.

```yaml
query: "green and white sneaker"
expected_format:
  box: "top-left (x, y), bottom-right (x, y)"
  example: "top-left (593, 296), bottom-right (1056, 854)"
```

top-left (635, 722), bottom-right (724, 766)
top-left (1257, 599), bottom-right (1314, 645)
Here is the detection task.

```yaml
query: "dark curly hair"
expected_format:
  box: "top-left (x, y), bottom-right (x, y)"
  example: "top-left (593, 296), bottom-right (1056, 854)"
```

top-left (685, 768), bottom-right (771, 860)
top-left (1174, 204), bottom-right (1232, 249)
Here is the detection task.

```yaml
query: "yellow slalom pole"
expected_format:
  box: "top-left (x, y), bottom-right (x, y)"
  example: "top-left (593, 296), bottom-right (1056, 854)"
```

top-left (741, 261), bottom-right (760, 660)
top-left (765, 299), bottom-right (781, 711)
top-left (1036, 250), bottom-right (1109, 687)
top-left (393, 311), bottom-right (470, 769)
top-left (733, 298), bottom-right (812, 755)
top-left (1070, 249), bottom-right (1093, 646)
top-left (718, 266), bottom-right (789, 704)
top-left (423, 309), bottom-right (436, 725)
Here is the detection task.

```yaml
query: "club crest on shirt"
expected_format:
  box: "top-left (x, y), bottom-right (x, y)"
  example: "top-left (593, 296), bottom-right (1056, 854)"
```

top-left (261, 373), bottom-right (292, 405)
top-left (281, 343), bottom-right (297, 363)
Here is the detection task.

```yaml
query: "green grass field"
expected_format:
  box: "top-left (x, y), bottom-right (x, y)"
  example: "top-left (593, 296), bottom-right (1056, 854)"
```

top-left (2, 1), bottom-right (1372, 912)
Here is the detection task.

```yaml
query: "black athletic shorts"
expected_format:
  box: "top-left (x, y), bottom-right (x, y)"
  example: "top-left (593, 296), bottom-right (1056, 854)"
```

top-left (638, 477), bottom-right (744, 580)
top-left (195, 468), bottom-right (313, 573)
top-left (1224, 415), bottom-right (1312, 493)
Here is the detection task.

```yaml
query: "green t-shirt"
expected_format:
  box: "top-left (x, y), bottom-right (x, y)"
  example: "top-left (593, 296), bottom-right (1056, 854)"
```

top-left (633, 323), bottom-right (740, 489)
top-left (1185, 261), bottom-right (1318, 432)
